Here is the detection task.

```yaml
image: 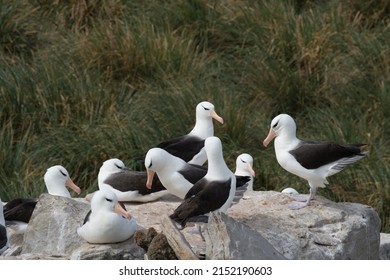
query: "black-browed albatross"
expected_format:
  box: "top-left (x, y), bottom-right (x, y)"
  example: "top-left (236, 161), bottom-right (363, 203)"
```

top-left (145, 147), bottom-right (251, 200)
top-left (77, 189), bottom-right (137, 244)
top-left (263, 113), bottom-right (368, 209)
top-left (154, 101), bottom-right (224, 165)
top-left (234, 153), bottom-right (256, 192)
top-left (3, 165), bottom-right (81, 223)
top-left (0, 198), bottom-right (8, 255)
top-left (98, 158), bottom-right (169, 202)
top-left (170, 136), bottom-right (237, 229)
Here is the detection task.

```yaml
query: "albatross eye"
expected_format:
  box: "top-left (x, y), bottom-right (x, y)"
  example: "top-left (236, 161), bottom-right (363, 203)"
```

top-left (201, 105), bottom-right (210, 111)
top-left (148, 161), bottom-right (152, 168)
top-left (114, 163), bottom-right (122, 169)
top-left (240, 159), bottom-right (246, 163)
top-left (59, 170), bottom-right (67, 177)
top-left (272, 121), bottom-right (279, 129)
top-left (105, 198), bottom-right (112, 202)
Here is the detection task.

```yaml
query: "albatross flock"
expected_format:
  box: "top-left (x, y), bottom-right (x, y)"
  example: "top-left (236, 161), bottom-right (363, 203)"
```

top-left (0, 101), bottom-right (368, 253)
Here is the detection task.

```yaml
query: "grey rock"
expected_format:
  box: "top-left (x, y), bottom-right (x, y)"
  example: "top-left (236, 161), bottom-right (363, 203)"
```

top-left (380, 233), bottom-right (390, 260)
top-left (147, 232), bottom-right (177, 260)
top-left (21, 194), bottom-right (90, 257)
top-left (20, 194), bottom-right (144, 260)
top-left (70, 236), bottom-right (145, 260)
top-left (227, 191), bottom-right (381, 260)
top-left (204, 212), bottom-right (287, 260)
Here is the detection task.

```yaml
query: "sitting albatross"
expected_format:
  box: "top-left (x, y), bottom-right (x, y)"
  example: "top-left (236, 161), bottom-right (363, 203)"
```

top-left (98, 158), bottom-right (169, 202)
top-left (77, 189), bottom-right (137, 244)
top-left (3, 165), bottom-right (81, 223)
top-left (263, 113), bottom-right (368, 209)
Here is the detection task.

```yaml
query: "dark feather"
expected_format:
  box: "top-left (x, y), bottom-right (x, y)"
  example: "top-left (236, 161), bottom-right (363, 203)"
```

top-left (289, 141), bottom-right (366, 169)
top-left (170, 178), bottom-right (231, 227)
top-left (157, 135), bottom-right (205, 162)
top-left (103, 170), bottom-right (166, 195)
top-left (178, 164), bottom-right (207, 185)
top-left (0, 224), bottom-right (7, 249)
top-left (235, 175), bottom-right (251, 188)
top-left (3, 198), bottom-right (37, 223)
top-left (83, 210), bottom-right (92, 225)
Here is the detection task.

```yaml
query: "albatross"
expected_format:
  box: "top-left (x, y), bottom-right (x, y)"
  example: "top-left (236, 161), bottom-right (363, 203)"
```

top-left (145, 147), bottom-right (250, 200)
top-left (77, 189), bottom-right (137, 244)
top-left (234, 153), bottom-right (256, 191)
top-left (3, 165), bottom-right (81, 223)
top-left (0, 198), bottom-right (8, 255)
top-left (154, 101), bottom-right (224, 165)
top-left (170, 136), bottom-right (237, 228)
top-left (98, 158), bottom-right (169, 202)
top-left (263, 113), bottom-right (368, 209)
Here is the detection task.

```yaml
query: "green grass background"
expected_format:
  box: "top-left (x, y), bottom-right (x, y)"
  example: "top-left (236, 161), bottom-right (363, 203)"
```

top-left (1, 0), bottom-right (389, 232)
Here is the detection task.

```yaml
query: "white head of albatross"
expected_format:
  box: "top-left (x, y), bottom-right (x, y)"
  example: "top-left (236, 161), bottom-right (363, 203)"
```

top-left (97, 158), bottom-right (169, 203)
top-left (263, 114), bottom-right (368, 210)
top-left (155, 101), bottom-right (224, 165)
top-left (44, 165), bottom-right (81, 197)
top-left (77, 189), bottom-right (137, 244)
top-left (234, 153), bottom-right (256, 191)
top-left (189, 101), bottom-right (224, 139)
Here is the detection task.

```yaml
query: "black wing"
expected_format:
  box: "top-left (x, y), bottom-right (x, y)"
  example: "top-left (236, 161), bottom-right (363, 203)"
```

top-left (104, 170), bottom-right (166, 195)
top-left (235, 175), bottom-right (250, 188)
top-left (170, 178), bottom-right (231, 227)
top-left (178, 164), bottom-right (207, 185)
top-left (0, 224), bottom-right (7, 249)
top-left (289, 141), bottom-right (365, 169)
top-left (157, 135), bottom-right (205, 162)
top-left (82, 210), bottom-right (92, 225)
top-left (3, 198), bottom-right (37, 223)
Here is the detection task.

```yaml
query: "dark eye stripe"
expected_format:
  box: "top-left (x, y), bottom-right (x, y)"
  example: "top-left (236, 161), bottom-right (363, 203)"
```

top-left (59, 170), bottom-right (67, 177)
top-left (240, 159), bottom-right (246, 163)
top-left (105, 198), bottom-right (112, 202)
top-left (201, 105), bottom-right (210, 111)
top-left (148, 160), bottom-right (152, 168)
top-left (272, 121), bottom-right (279, 128)
top-left (114, 163), bottom-right (122, 169)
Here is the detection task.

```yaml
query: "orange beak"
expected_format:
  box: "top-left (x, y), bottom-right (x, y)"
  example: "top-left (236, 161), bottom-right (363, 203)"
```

top-left (65, 178), bottom-right (81, 194)
top-left (246, 163), bottom-right (256, 177)
top-left (263, 129), bottom-right (276, 147)
top-left (114, 202), bottom-right (132, 220)
top-left (211, 110), bottom-right (224, 125)
top-left (146, 169), bottom-right (155, 189)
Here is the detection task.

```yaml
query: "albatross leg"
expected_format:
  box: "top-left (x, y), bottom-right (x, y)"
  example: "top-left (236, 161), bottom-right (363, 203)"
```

top-left (288, 186), bottom-right (317, 210)
top-left (187, 224), bottom-right (205, 241)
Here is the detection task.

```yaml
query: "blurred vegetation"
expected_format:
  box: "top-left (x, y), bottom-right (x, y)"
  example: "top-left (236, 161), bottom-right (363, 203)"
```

top-left (0, 0), bottom-right (389, 232)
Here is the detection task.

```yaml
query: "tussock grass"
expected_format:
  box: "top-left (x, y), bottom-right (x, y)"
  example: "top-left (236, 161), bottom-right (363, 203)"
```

top-left (0, 0), bottom-right (389, 231)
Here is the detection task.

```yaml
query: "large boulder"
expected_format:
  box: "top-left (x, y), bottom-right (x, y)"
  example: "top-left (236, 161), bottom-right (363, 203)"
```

top-left (380, 233), bottom-right (390, 260)
top-left (204, 212), bottom-right (287, 260)
top-left (227, 191), bottom-right (381, 260)
top-left (20, 194), bottom-right (144, 259)
top-left (21, 194), bottom-right (90, 256)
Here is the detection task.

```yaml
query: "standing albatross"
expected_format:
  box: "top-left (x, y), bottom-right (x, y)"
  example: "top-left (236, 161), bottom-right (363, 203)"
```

top-left (170, 136), bottom-right (236, 228)
top-left (155, 101), bottom-right (224, 165)
top-left (98, 158), bottom-right (169, 202)
top-left (263, 114), bottom-right (368, 209)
